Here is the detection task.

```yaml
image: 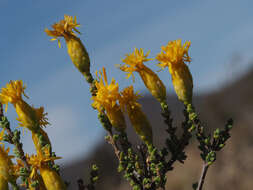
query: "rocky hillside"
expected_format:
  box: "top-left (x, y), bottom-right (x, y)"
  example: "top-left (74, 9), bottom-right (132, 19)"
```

top-left (62, 68), bottom-right (253, 190)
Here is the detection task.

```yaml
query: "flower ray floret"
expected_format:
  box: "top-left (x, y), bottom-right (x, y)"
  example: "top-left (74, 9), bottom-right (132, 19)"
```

top-left (120, 48), bottom-right (152, 79)
top-left (92, 68), bottom-right (120, 112)
top-left (119, 86), bottom-right (142, 111)
top-left (0, 80), bottom-right (28, 112)
top-left (45, 15), bottom-right (80, 41)
top-left (156, 39), bottom-right (191, 69)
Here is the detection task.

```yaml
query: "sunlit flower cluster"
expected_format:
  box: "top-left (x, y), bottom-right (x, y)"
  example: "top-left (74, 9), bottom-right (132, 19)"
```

top-left (0, 80), bottom-right (49, 131)
top-left (0, 14), bottom-right (199, 189)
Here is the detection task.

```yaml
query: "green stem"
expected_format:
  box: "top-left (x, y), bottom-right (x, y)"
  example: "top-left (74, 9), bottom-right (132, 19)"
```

top-left (196, 163), bottom-right (209, 190)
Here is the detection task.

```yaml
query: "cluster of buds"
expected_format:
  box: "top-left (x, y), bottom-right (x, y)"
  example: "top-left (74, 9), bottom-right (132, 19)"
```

top-left (0, 80), bottom-right (66, 190)
top-left (43, 15), bottom-right (198, 190)
top-left (0, 15), bottom-right (233, 190)
top-left (45, 15), bottom-right (194, 146)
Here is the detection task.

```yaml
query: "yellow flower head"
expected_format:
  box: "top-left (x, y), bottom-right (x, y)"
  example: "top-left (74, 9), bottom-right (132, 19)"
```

top-left (120, 48), bottom-right (152, 79)
top-left (45, 15), bottom-right (80, 44)
top-left (27, 150), bottom-right (61, 171)
top-left (156, 39), bottom-right (191, 69)
top-left (119, 48), bottom-right (166, 102)
top-left (120, 86), bottom-right (153, 145)
top-left (46, 15), bottom-right (92, 84)
top-left (0, 80), bottom-right (28, 112)
top-left (0, 80), bottom-right (49, 131)
top-left (92, 68), bottom-right (126, 131)
top-left (156, 39), bottom-right (193, 104)
top-left (16, 106), bottom-right (49, 130)
top-left (92, 68), bottom-right (120, 112)
top-left (27, 152), bottom-right (65, 190)
top-left (119, 86), bottom-right (142, 111)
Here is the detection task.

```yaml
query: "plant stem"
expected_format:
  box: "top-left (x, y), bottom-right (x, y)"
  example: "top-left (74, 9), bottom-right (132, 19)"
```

top-left (0, 103), bottom-right (30, 169)
top-left (0, 103), bottom-right (40, 190)
top-left (108, 130), bottom-right (121, 160)
top-left (0, 103), bottom-right (3, 116)
top-left (196, 163), bottom-right (209, 190)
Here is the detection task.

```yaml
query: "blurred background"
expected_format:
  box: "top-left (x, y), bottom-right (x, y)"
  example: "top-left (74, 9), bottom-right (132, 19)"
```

top-left (1, 0), bottom-right (253, 189)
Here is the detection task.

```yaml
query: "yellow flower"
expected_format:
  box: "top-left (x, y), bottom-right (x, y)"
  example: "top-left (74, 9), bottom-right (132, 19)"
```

top-left (27, 152), bottom-right (65, 190)
top-left (0, 80), bottom-right (51, 161)
top-left (27, 151), bottom-right (60, 171)
top-left (92, 68), bottom-right (126, 131)
top-left (16, 106), bottom-right (49, 132)
top-left (156, 39), bottom-right (193, 104)
top-left (45, 15), bottom-right (92, 82)
top-left (0, 80), bottom-right (49, 131)
top-left (45, 15), bottom-right (80, 44)
top-left (119, 86), bottom-right (142, 110)
top-left (12, 158), bottom-right (47, 189)
top-left (120, 86), bottom-right (153, 145)
top-left (0, 145), bottom-right (15, 183)
top-left (120, 48), bottom-right (152, 79)
top-left (156, 39), bottom-right (191, 68)
top-left (119, 48), bottom-right (166, 102)
top-left (0, 80), bottom-right (28, 112)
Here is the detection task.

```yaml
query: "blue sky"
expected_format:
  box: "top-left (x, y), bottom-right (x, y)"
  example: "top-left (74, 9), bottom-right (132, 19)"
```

top-left (1, 0), bottom-right (253, 163)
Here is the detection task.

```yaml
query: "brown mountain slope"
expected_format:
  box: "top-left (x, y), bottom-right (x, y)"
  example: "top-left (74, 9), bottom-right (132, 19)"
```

top-left (62, 68), bottom-right (253, 190)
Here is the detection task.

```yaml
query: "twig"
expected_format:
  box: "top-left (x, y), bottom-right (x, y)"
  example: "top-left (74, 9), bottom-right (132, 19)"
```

top-left (107, 130), bottom-right (121, 160)
top-left (164, 104), bottom-right (192, 169)
top-left (196, 163), bottom-right (209, 190)
top-left (0, 103), bottom-right (30, 169)
top-left (137, 144), bottom-right (149, 177)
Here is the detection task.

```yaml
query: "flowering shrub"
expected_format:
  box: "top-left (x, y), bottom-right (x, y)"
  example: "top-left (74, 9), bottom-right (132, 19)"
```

top-left (0, 15), bottom-right (233, 190)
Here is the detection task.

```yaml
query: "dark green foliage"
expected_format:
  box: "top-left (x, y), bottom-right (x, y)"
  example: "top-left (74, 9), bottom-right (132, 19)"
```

top-left (186, 104), bottom-right (233, 189)
top-left (78, 164), bottom-right (99, 190)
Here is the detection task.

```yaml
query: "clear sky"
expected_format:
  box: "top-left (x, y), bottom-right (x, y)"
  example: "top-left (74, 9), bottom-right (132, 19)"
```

top-left (1, 0), bottom-right (253, 163)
